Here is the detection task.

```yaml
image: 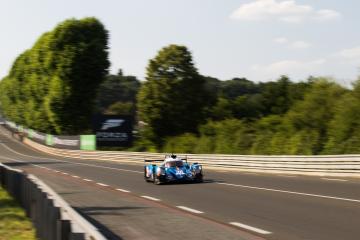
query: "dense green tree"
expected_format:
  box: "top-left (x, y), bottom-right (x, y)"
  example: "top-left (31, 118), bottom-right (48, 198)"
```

top-left (0, 17), bottom-right (109, 134)
top-left (324, 80), bottom-right (360, 153)
top-left (279, 79), bottom-right (347, 154)
top-left (104, 101), bottom-right (135, 115)
top-left (137, 44), bottom-right (213, 146)
top-left (162, 77), bottom-right (350, 155)
top-left (250, 115), bottom-right (284, 154)
top-left (220, 77), bottom-right (259, 100)
top-left (96, 70), bottom-right (140, 114)
top-left (260, 76), bottom-right (293, 115)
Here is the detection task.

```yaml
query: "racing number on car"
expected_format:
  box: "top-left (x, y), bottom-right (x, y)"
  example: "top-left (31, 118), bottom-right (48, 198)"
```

top-left (176, 169), bottom-right (184, 175)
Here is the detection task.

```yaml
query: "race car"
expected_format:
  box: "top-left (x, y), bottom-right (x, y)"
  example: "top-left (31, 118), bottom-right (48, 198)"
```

top-left (144, 155), bottom-right (203, 184)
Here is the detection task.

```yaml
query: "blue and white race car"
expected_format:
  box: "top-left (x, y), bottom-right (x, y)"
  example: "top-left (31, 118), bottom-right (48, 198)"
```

top-left (144, 155), bottom-right (203, 184)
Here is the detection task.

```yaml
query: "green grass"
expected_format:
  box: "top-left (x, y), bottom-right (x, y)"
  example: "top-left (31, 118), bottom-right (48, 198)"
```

top-left (0, 186), bottom-right (36, 240)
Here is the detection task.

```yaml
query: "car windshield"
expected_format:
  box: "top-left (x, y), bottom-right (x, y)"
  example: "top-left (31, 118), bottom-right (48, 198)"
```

top-left (165, 160), bottom-right (183, 167)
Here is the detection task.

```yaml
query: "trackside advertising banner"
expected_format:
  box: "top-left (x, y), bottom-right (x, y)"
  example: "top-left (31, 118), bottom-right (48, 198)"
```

top-left (93, 115), bottom-right (133, 147)
top-left (45, 135), bottom-right (80, 150)
top-left (3, 120), bottom-right (96, 150)
top-left (80, 135), bottom-right (96, 150)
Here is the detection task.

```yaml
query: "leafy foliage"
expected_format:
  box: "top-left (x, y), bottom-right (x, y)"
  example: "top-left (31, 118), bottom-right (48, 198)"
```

top-left (95, 69), bottom-right (140, 115)
top-left (0, 17), bottom-right (109, 134)
top-left (162, 78), bottom-right (352, 155)
top-left (137, 44), bottom-right (214, 146)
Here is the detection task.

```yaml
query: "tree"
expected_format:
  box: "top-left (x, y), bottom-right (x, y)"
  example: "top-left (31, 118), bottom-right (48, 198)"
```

top-left (220, 77), bottom-right (259, 100)
top-left (282, 79), bottom-right (347, 154)
top-left (137, 44), bottom-right (211, 146)
top-left (96, 70), bottom-right (141, 114)
top-left (324, 80), bottom-right (360, 153)
top-left (104, 101), bottom-right (135, 115)
top-left (0, 17), bottom-right (109, 134)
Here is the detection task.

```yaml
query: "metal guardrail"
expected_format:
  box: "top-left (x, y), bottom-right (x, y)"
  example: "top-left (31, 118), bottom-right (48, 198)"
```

top-left (23, 137), bottom-right (360, 177)
top-left (2, 123), bottom-right (360, 177)
top-left (0, 163), bottom-right (107, 240)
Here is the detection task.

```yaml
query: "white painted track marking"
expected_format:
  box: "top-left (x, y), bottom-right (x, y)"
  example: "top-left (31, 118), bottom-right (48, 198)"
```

top-left (116, 188), bottom-right (131, 193)
top-left (278, 175), bottom-right (297, 178)
top-left (72, 175), bottom-right (80, 178)
top-left (217, 183), bottom-right (360, 203)
top-left (176, 206), bottom-right (204, 214)
top-left (83, 179), bottom-right (93, 182)
top-left (141, 196), bottom-right (161, 201)
top-left (322, 178), bottom-right (347, 182)
top-left (230, 222), bottom-right (272, 235)
top-left (1, 141), bottom-right (358, 205)
top-left (62, 172), bottom-right (69, 175)
top-left (96, 183), bottom-right (109, 187)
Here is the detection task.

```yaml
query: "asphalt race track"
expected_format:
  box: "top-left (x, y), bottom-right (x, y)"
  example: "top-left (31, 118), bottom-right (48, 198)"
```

top-left (0, 127), bottom-right (359, 240)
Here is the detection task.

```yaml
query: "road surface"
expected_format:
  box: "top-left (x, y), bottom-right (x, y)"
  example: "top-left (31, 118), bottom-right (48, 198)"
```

top-left (0, 126), bottom-right (359, 240)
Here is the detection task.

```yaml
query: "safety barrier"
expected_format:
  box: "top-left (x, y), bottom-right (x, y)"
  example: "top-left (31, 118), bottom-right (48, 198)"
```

top-left (22, 137), bottom-right (360, 178)
top-left (2, 123), bottom-right (360, 178)
top-left (3, 120), bottom-right (96, 150)
top-left (0, 163), bottom-right (106, 240)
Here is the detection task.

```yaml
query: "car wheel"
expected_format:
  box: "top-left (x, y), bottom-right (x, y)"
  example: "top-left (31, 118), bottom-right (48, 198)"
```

top-left (153, 172), bottom-right (161, 185)
top-left (195, 173), bottom-right (203, 183)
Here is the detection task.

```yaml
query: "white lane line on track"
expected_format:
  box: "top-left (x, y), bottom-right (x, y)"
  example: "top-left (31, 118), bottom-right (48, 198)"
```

top-left (141, 196), bottom-right (161, 201)
top-left (0, 143), bottom-right (143, 174)
top-left (322, 178), bottom-right (348, 182)
top-left (217, 182), bottom-right (360, 203)
top-left (96, 183), bottom-right (109, 187)
top-left (229, 222), bottom-right (272, 235)
top-left (83, 179), bottom-right (93, 182)
top-left (61, 172), bottom-right (69, 175)
top-left (72, 175), bottom-right (80, 178)
top-left (176, 206), bottom-right (204, 214)
top-left (116, 188), bottom-right (131, 193)
top-left (278, 175), bottom-right (297, 178)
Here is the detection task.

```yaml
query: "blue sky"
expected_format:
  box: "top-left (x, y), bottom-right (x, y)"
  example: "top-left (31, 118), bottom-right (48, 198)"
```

top-left (1, 0), bottom-right (359, 85)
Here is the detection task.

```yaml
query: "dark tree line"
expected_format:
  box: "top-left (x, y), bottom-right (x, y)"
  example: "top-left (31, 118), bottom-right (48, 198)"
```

top-left (1, 18), bottom-right (359, 155)
top-left (135, 45), bottom-right (360, 155)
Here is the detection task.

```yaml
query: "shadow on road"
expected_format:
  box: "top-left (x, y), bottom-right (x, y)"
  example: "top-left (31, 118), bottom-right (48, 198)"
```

top-left (76, 206), bottom-right (148, 216)
top-left (73, 206), bottom-right (154, 240)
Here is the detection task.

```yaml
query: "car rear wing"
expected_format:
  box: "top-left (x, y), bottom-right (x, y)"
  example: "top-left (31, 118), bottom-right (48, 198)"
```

top-left (144, 160), bottom-right (163, 162)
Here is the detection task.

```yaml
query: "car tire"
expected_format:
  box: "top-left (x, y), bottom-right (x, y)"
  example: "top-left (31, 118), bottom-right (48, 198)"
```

top-left (195, 173), bottom-right (203, 183)
top-left (153, 171), bottom-right (161, 185)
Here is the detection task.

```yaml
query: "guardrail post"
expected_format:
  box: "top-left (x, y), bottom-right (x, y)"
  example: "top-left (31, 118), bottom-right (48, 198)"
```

top-left (0, 165), bottom-right (4, 185)
top-left (29, 181), bottom-right (37, 221)
top-left (44, 197), bottom-right (51, 240)
top-left (56, 219), bottom-right (71, 240)
top-left (49, 205), bottom-right (61, 240)
top-left (13, 171), bottom-right (23, 203)
top-left (69, 233), bottom-right (86, 240)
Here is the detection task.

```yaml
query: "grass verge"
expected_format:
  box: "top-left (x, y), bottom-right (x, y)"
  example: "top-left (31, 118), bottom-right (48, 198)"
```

top-left (0, 186), bottom-right (36, 240)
